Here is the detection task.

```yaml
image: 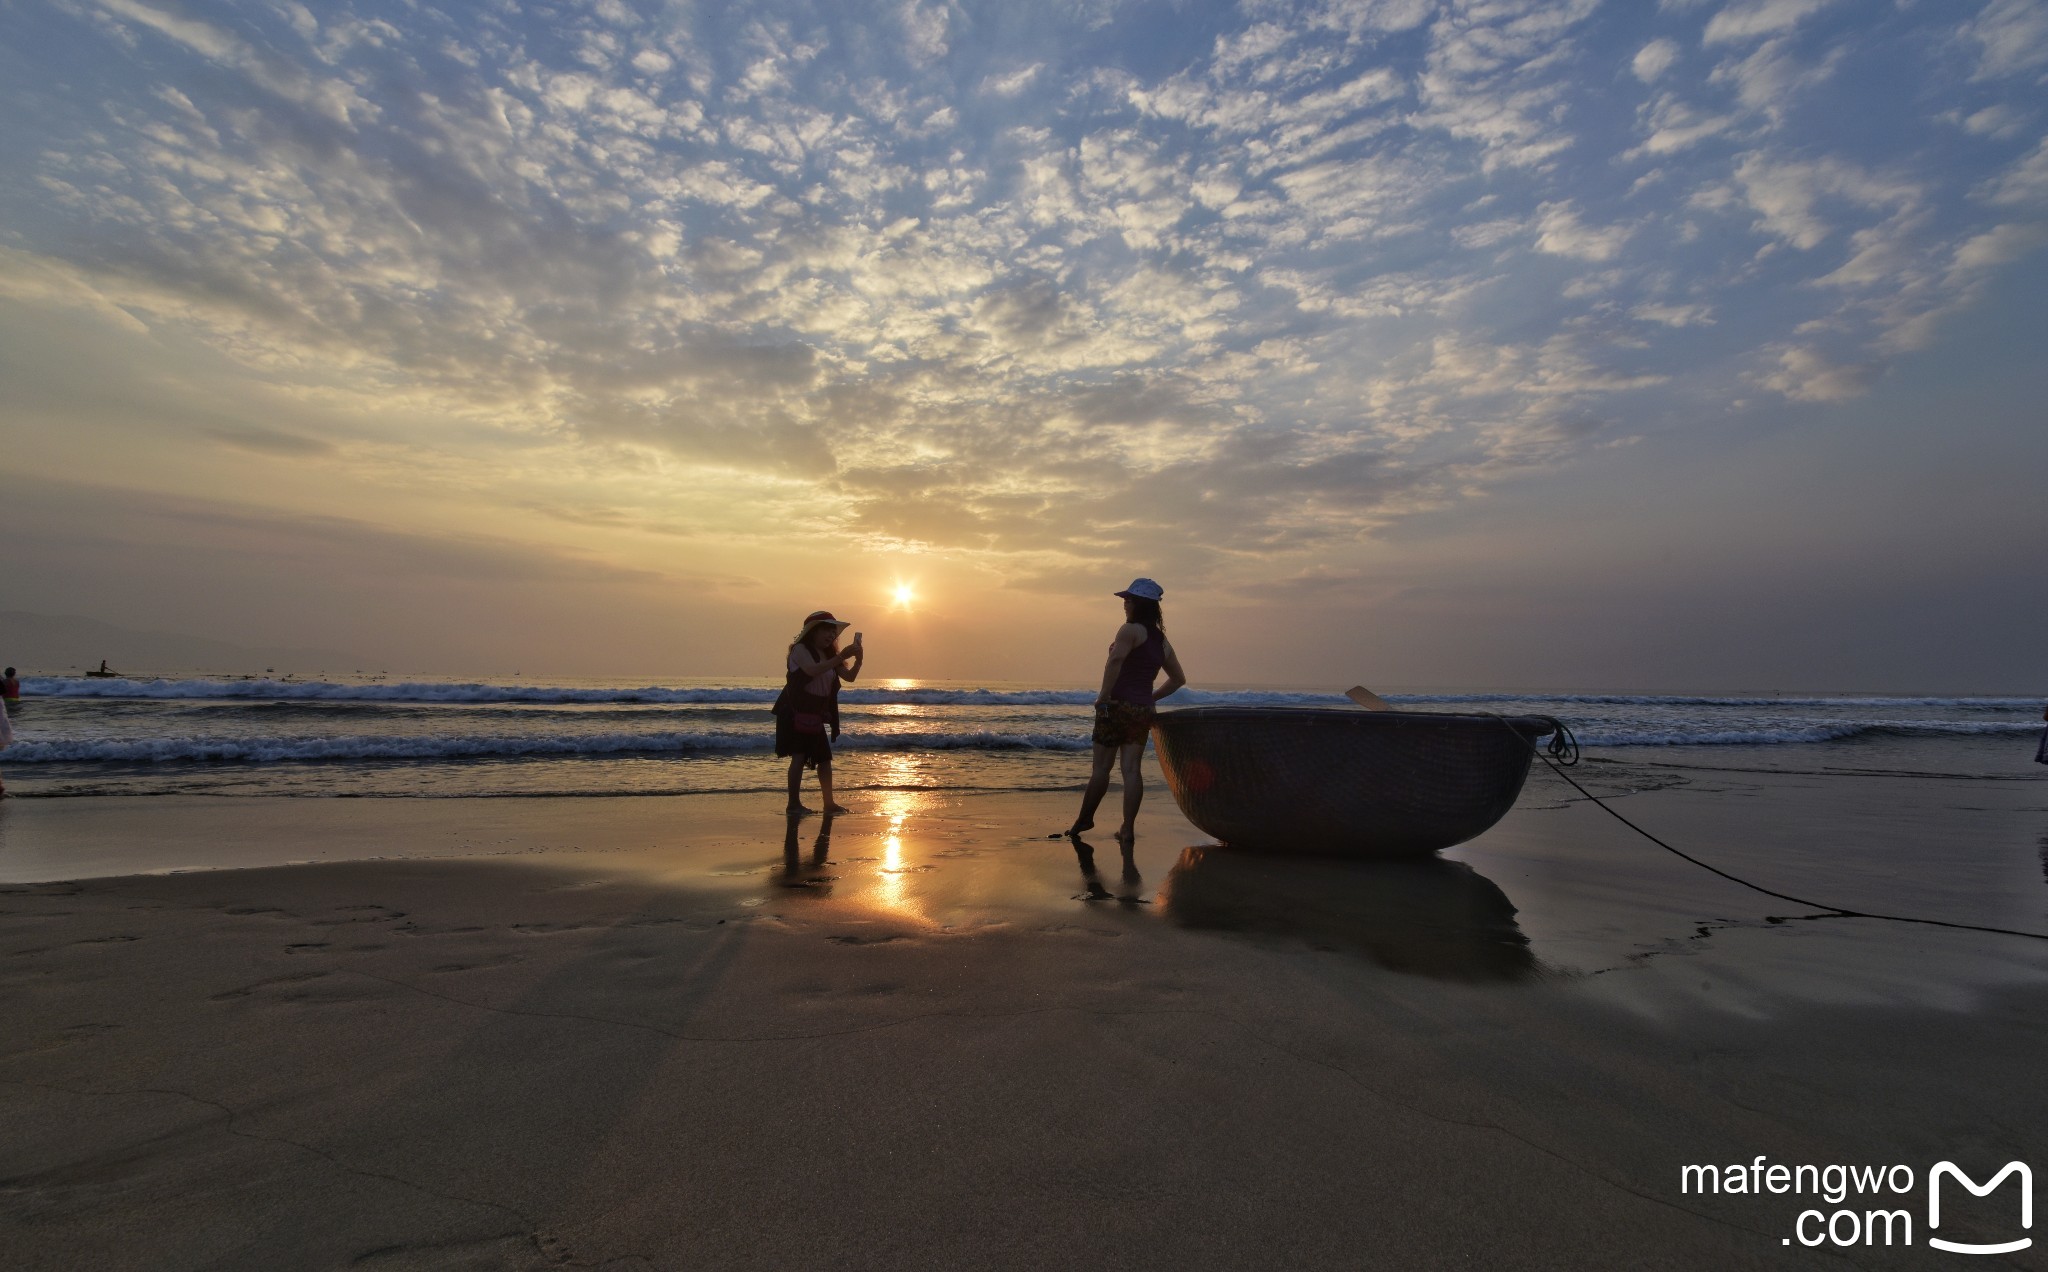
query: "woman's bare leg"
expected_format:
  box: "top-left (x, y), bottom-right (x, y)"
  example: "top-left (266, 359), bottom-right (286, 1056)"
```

top-left (1068, 743), bottom-right (1117, 835)
top-left (819, 758), bottom-right (850, 814)
top-left (1115, 741), bottom-right (1146, 840)
top-left (786, 755), bottom-right (812, 814)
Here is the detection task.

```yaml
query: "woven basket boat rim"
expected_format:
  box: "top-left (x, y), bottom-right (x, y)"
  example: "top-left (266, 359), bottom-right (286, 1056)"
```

top-left (1155, 705), bottom-right (1555, 730)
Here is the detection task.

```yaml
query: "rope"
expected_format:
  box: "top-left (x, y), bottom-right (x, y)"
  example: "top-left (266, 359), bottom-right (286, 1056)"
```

top-left (1498, 714), bottom-right (2048, 944)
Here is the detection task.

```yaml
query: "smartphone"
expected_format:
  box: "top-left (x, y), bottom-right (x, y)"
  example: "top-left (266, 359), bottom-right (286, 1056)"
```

top-left (853, 631), bottom-right (864, 643)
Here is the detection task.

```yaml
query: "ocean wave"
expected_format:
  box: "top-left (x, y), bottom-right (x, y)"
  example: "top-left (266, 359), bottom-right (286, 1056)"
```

top-left (1574, 720), bottom-right (2043, 747)
top-left (17, 676), bottom-right (1327, 708)
top-left (5, 718), bottom-right (2034, 765)
top-left (22, 677), bottom-right (789, 705)
top-left (1413, 692), bottom-right (2045, 710)
top-left (19, 675), bottom-right (2038, 712)
top-left (1, 729), bottom-right (1093, 765)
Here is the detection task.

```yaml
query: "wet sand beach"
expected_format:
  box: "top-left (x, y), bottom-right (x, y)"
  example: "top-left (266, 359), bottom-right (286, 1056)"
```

top-left (4, 756), bottom-right (2047, 1269)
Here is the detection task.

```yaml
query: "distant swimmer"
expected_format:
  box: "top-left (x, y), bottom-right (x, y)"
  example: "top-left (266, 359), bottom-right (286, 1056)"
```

top-left (1065, 578), bottom-right (1187, 843)
top-left (771, 610), bottom-right (864, 815)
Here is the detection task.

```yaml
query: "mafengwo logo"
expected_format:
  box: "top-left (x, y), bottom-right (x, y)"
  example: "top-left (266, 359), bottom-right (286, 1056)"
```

top-left (1679, 1158), bottom-right (2032, 1252)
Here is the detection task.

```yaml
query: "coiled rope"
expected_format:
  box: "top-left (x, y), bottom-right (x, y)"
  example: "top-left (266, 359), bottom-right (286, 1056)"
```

top-left (1501, 714), bottom-right (2048, 943)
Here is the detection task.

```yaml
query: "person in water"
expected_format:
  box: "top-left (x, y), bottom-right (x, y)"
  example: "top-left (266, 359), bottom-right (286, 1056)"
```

top-left (1067, 577), bottom-right (1186, 841)
top-left (1, 668), bottom-right (18, 708)
top-left (0, 693), bottom-right (13, 798)
top-left (774, 610), bottom-right (863, 815)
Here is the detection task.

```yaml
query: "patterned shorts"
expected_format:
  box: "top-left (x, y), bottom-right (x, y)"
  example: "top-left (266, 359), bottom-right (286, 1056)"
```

top-left (1091, 698), bottom-right (1156, 748)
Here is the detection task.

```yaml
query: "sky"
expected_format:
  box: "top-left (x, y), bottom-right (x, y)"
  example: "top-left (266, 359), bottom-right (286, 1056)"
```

top-left (0, 0), bottom-right (2043, 690)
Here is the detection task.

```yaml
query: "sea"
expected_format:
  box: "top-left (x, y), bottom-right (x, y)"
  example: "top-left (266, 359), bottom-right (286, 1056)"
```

top-left (1, 673), bottom-right (2041, 799)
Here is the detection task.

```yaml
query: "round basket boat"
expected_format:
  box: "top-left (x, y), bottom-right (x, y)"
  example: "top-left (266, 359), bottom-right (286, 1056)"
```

top-left (1150, 707), bottom-right (1556, 858)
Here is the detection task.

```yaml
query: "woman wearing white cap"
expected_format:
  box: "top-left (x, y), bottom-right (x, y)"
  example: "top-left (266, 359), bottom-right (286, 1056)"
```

top-left (1066, 578), bottom-right (1186, 840)
top-left (773, 610), bottom-right (863, 814)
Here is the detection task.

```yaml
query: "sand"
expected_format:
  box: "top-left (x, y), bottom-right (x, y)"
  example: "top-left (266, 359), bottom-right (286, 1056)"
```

top-left (4, 764), bottom-right (2047, 1269)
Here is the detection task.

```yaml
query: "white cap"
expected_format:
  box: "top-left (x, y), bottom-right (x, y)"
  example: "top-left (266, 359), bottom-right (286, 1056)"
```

top-left (1114, 577), bottom-right (1164, 601)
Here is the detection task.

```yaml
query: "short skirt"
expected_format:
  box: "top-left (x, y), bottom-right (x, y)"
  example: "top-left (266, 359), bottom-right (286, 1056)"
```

top-left (775, 713), bottom-right (833, 765)
top-left (1091, 698), bottom-right (1156, 748)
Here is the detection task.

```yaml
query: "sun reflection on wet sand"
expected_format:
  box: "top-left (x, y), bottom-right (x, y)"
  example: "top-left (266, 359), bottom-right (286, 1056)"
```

top-left (866, 759), bottom-right (941, 921)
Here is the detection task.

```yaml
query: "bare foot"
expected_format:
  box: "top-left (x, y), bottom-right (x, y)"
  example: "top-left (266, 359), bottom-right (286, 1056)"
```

top-left (823, 802), bottom-right (852, 814)
top-left (1065, 816), bottom-right (1095, 836)
top-left (1114, 825), bottom-right (1135, 844)
top-left (786, 803), bottom-right (816, 817)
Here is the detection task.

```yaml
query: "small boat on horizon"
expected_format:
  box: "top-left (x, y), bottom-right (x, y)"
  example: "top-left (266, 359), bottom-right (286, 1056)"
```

top-left (1152, 705), bottom-right (1557, 858)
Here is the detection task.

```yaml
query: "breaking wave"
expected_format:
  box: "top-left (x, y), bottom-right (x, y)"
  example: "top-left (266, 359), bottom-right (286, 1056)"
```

top-left (20, 675), bottom-right (2038, 712)
top-left (1571, 720), bottom-right (2042, 747)
top-left (3, 729), bottom-right (1093, 765)
top-left (5, 720), bottom-right (2036, 765)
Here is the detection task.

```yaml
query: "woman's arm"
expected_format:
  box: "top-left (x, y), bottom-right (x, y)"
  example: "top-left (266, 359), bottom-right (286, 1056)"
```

top-left (1152, 640), bottom-right (1187, 702)
top-left (840, 641), bottom-right (864, 684)
top-left (789, 646), bottom-right (858, 678)
top-left (1095, 624), bottom-right (1142, 703)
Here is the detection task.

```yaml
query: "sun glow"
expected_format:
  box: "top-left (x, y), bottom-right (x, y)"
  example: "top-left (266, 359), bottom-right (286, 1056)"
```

top-left (891, 582), bottom-right (916, 609)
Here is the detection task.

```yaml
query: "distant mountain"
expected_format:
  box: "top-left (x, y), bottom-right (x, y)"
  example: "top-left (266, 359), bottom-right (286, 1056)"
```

top-left (0, 611), bottom-right (365, 678)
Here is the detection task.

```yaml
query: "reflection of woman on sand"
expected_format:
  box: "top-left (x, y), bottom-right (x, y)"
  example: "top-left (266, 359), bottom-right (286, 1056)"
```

top-left (1067, 578), bottom-right (1186, 841)
top-left (773, 610), bottom-right (863, 815)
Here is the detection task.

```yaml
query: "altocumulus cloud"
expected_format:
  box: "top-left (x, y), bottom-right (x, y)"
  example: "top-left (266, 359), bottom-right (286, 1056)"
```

top-left (5, 0), bottom-right (2046, 588)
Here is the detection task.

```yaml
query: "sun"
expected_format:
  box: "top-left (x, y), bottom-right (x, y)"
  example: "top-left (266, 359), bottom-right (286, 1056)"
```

top-left (891, 582), bottom-right (916, 609)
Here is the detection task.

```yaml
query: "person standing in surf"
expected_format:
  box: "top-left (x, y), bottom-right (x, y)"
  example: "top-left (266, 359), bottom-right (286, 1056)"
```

top-left (1067, 578), bottom-right (1186, 841)
top-left (0, 691), bottom-right (13, 798)
top-left (773, 610), bottom-right (863, 815)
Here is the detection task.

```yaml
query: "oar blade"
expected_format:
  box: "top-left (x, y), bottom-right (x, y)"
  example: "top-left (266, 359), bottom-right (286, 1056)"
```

top-left (1345, 685), bottom-right (1392, 711)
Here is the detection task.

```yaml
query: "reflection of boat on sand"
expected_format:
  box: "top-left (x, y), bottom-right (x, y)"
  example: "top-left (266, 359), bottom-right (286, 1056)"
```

top-left (1152, 706), bottom-right (1556, 858)
top-left (1162, 845), bottom-right (1536, 981)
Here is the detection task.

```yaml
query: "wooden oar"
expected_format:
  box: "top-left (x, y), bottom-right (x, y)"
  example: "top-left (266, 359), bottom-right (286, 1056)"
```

top-left (1344, 685), bottom-right (1392, 711)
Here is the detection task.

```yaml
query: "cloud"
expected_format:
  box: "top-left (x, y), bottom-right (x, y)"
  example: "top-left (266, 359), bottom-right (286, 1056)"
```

top-left (91, 0), bottom-right (371, 124)
top-left (1632, 302), bottom-right (1715, 327)
top-left (980, 64), bottom-right (1043, 97)
top-left (1948, 221), bottom-right (2048, 276)
top-left (1949, 104), bottom-right (2030, 139)
top-left (1963, 0), bottom-right (2048, 81)
top-left (898, 0), bottom-right (950, 66)
top-left (1633, 39), bottom-right (1681, 83)
top-left (207, 426), bottom-right (337, 457)
top-left (1734, 152), bottom-right (1919, 249)
top-left (1981, 137), bottom-right (2048, 207)
top-left (1759, 345), bottom-right (1880, 401)
top-left (3, 0), bottom-right (2040, 596)
top-left (1534, 202), bottom-right (1633, 261)
top-left (1702, 0), bottom-right (1840, 46)
top-left (5, 477), bottom-right (665, 586)
top-left (1708, 36), bottom-right (1840, 122)
top-left (1630, 92), bottom-right (1737, 156)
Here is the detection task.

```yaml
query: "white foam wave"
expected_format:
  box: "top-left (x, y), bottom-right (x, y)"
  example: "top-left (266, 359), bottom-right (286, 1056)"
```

top-left (2, 729), bottom-right (1091, 764)
top-left (21, 675), bottom-right (2038, 712)
top-left (1573, 721), bottom-right (2043, 747)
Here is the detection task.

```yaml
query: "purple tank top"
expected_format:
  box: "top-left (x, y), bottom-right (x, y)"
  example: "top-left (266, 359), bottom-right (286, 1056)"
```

top-left (1110, 626), bottom-right (1165, 705)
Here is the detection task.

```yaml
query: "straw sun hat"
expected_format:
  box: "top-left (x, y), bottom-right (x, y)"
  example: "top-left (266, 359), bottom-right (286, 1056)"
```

top-left (796, 609), bottom-right (852, 642)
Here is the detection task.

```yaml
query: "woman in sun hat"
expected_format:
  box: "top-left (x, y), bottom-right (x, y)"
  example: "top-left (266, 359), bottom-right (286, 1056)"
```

top-left (1066, 577), bottom-right (1186, 841)
top-left (773, 610), bottom-right (864, 814)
